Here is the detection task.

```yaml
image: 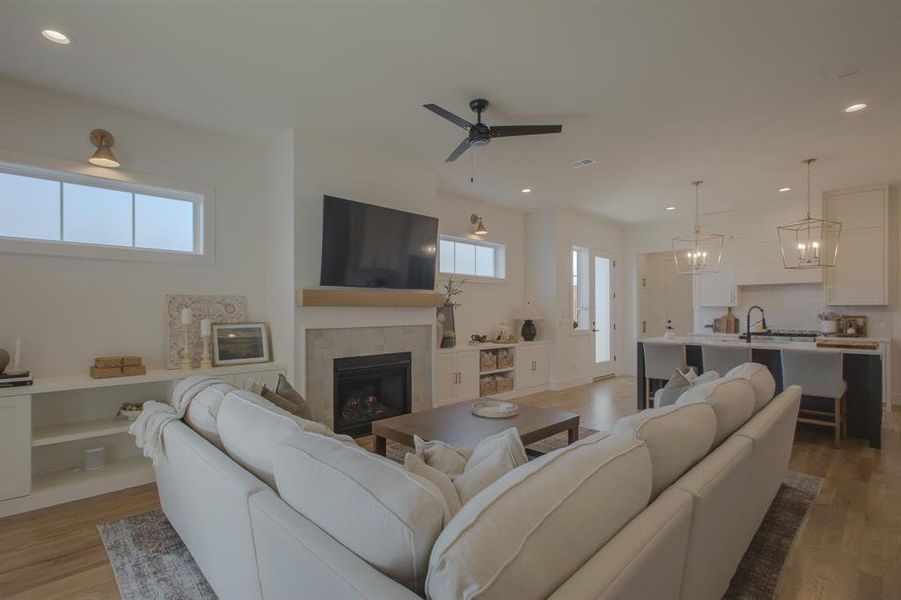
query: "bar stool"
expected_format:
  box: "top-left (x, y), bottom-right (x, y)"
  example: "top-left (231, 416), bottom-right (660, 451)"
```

top-left (643, 342), bottom-right (687, 406)
top-left (781, 349), bottom-right (847, 448)
top-left (701, 344), bottom-right (751, 377)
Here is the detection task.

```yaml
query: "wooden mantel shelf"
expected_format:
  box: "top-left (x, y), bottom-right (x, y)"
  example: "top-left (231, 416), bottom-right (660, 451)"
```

top-left (297, 288), bottom-right (444, 308)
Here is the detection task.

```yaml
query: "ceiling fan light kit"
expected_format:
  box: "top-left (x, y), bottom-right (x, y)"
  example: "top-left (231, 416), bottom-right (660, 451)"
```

top-left (777, 158), bottom-right (841, 270)
top-left (423, 98), bottom-right (562, 162)
top-left (672, 180), bottom-right (724, 275)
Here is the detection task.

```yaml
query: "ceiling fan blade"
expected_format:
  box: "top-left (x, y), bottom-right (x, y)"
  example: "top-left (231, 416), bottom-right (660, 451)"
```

top-left (424, 104), bottom-right (473, 130)
top-left (490, 124), bottom-right (563, 138)
top-left (445, 139), bottom-right (472, 162)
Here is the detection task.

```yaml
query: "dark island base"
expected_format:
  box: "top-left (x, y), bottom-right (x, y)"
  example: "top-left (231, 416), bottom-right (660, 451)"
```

top-left (636, 342), bottom-right (882, 449)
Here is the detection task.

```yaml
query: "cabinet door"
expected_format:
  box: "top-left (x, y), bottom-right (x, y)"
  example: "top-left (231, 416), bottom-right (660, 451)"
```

top-left (435, 354), bottom-right (459, 406)
top-left (456, 351), bottom-right (480, 402)
top-left (515, 347), bottom-right (534, 389)
top-left (0, 395), bottom-right (31, 501)
top-left (826, 227), bottom-right (886, 305)
top-left (531, 345), bottom-right (550, 386)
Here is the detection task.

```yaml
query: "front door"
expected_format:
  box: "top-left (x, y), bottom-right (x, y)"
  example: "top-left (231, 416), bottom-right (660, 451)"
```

top-left (591, 250), bottom-right (616, 378)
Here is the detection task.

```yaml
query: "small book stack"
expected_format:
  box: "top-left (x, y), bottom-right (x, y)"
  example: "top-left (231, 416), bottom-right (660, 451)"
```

top-left (0, 370), bottom-right (32, 388)
top-left (89, 356), bottom-right (147, 379)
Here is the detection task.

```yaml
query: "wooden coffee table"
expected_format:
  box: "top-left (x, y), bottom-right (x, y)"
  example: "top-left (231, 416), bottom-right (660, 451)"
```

top-left (371, 401), bottom-right (580, 455)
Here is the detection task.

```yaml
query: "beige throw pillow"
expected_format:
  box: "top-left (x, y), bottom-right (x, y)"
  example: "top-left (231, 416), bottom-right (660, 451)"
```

top-left (405, 428), bottom-right (529, 513)
top-left (273, 374), bottom-right (314, 420)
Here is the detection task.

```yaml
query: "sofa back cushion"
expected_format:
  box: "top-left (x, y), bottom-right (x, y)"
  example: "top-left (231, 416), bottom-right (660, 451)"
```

top-left (426, 432), bottom-right (651, 600)
top-left (613, 402), bottom-right (716, 498)
top-left (677, 377), bottom-right (756, 446)
top-left (183, 381), bottom-right (236, 449)
top-left (724, 362), bottom-right (776, 413)
top-left (273, 431), bottom-right (446, 595)
top-left (218, 390), bottom-right (351, 488)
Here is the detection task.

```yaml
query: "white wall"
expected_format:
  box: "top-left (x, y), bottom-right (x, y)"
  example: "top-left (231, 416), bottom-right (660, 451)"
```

top-left (0, 78), bottom-right (272, 376)
top-left (435, 191), bottom-right (525, 342)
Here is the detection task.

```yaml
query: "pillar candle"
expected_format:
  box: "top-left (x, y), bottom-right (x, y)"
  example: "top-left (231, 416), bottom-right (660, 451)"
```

top-left (181, 308), bottom-right (193, 325)
top-left (201, 318), bottom-right (211, 337)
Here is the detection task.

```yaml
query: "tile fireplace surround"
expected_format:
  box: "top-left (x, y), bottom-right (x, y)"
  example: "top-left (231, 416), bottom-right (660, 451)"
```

top-left (305, 325), bottom-right (433, 429)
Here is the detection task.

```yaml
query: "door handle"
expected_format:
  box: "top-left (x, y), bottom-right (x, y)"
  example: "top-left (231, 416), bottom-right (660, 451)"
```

top-left (642, 320), bottom-right (647, 334)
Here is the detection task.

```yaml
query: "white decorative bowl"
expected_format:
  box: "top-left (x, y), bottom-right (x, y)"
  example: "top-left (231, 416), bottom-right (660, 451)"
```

top-left (119, 409), bottom-right (142, 421)
top-left (471, 400), bottom-right (519, 419)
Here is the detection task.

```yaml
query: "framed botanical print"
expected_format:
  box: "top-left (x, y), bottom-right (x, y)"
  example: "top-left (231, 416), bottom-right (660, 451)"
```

top-left (212, 323), bottom-right (271, 366)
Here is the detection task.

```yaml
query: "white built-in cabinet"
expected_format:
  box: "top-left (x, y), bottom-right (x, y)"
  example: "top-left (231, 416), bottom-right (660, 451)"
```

top-left (0, 363), bottom-right (284, 517)
top-left (435, 350), bottom-right (480, 406)
top-left (824, 185), bottom-right (889, 305)
top-left (515, 343), bottom-right (550, 389)
top-left (435, 342), bottom-right (550, 407)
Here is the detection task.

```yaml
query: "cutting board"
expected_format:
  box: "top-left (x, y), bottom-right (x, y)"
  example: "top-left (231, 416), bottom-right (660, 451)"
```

top-left (816, 340), bottom-right (879, 350)
top-left (714, 308), bottom-right (740, 334)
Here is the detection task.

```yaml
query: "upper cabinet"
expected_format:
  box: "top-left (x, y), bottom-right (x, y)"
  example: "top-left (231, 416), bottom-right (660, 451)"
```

top-left (824, 185), bottom-right (889, 306)
top-left (732, 198), bottom-right (822, 286)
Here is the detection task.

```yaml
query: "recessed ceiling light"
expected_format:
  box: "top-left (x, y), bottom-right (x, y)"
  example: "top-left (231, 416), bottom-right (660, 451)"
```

top-left (843, 102), bottom-right (867, 113)
top-left (521, 188), bottom-right (532, 193)
top-left (41, 29), bottom-right (72, 45)
top-left (666, 206), bottom-right (676, 211)
top-left (778, 187), bottom-right (792, 192)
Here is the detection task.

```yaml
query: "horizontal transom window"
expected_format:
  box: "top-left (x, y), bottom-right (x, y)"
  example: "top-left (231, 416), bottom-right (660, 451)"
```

top-left (0, 163), bottom-right (204, 256)
top-left (439, 235), bottom-right (506, 279)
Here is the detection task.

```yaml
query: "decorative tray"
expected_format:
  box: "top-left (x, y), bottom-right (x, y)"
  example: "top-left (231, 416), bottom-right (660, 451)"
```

top-left (471, 400), bottom-right (519, 419)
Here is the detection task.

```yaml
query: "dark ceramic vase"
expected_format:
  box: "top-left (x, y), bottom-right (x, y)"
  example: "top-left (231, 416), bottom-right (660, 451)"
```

top-left (521, 320), bottom-right (537, 342)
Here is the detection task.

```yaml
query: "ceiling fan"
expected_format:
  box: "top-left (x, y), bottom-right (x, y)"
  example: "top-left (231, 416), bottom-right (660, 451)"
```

top-left (424, 98), bottom-right (562, 162)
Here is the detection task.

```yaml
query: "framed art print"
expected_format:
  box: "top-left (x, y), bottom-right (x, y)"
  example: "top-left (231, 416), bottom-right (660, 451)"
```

top-left (212, 323), bottom-right (271, 366)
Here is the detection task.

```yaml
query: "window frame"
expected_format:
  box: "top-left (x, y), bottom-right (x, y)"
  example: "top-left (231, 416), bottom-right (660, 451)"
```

top-left (0, 150), bottom-right (213, 265)
top-left (438, 234), bottom-right (507, 283)
top-left (571, 245), bottom-right (591, 333)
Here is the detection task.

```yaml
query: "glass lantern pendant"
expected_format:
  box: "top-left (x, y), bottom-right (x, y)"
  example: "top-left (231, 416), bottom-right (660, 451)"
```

top-left (672, 180), bottom-right (724, 275)
top-left (777, 159), bottom-right (841, 270)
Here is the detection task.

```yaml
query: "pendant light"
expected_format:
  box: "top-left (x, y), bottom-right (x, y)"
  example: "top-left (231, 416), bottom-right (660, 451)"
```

top-left (672, 180), bottom-right (724, 275)
top-left (777, 159), bottom-right (841, 269)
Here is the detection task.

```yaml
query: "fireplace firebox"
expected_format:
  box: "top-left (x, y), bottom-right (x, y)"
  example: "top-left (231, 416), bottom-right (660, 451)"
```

top-left (333, 352), bottom-right (412, 437)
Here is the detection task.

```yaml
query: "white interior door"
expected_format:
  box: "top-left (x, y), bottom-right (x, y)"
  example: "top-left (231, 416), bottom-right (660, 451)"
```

top-left (591, 250), bottom-right (615, 378)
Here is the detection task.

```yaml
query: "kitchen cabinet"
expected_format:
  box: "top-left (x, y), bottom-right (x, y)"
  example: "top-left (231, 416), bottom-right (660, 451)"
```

top-left (0, 395), bottom-right (31, 501)
top-left (434, 350), bottom-right (479, 406)
top-left (516, 343), bottom-right (550, 389)
top-left (824, 185), bottom-right (889, 306)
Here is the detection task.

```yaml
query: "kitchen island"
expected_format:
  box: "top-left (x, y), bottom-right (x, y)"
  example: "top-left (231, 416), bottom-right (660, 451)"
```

top-left (636, 335), bottom-right (886, 448)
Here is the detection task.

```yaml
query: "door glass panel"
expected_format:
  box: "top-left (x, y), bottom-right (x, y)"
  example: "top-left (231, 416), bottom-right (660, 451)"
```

top-left (594, 255), bottom-right (611, 363)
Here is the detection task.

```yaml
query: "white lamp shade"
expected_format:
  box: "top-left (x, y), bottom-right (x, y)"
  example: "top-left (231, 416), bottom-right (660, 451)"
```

top-left (515, 303), bottom-right (543, 321)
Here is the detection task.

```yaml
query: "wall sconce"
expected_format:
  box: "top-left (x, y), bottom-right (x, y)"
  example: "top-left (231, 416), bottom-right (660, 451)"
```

top-left (89, 129), bottom-right (120, 168)
top-left (470, 214), bottom-right (488, 235)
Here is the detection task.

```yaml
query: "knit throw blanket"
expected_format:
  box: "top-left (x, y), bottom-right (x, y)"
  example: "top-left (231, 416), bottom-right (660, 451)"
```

top-left (129, 376), bottom-right (223, 465)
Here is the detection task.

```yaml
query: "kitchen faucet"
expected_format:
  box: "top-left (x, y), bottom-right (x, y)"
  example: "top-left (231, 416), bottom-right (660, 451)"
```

top-left (746, 306), bottom-right (767, 344)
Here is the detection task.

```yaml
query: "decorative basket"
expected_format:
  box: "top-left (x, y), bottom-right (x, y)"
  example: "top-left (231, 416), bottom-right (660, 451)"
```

top-left (496, 349), bottom-right (513, 369)
top-left (480, 350), bottom-right (498, 372)
top-left (495, 375), bottom-right (513, 393)
top-left (479, 376), bottom-right (497, 397)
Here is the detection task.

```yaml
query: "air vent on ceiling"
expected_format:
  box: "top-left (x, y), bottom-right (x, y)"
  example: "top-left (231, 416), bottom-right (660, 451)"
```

top-left (569, 157), bottom-right (597, 169)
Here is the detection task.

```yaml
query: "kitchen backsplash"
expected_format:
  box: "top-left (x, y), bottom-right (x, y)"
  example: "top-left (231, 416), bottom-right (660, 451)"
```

top-left (695, 283), bottom-right (892, 338)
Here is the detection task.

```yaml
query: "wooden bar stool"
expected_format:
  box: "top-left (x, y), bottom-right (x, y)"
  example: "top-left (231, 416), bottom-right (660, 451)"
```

top-left (642, 342), bottom-right (687, 406)
top-left (781, 349), bottom-right (847, 448)
top-left (701, 344), bottom-right (751, 377)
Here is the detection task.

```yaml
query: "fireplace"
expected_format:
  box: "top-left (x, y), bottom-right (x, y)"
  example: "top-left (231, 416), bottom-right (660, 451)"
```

top-left (333, 352), bottom-right (412, 437)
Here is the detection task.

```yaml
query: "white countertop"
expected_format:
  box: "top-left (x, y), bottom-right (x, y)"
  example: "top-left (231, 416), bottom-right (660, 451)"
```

top-left (641, 335), bottom-right (886, 356)
top-left (437, 340), bottom-right (548, 354)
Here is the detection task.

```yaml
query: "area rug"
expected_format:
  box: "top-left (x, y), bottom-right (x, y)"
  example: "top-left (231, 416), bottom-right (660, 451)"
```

top-left (98, 510), bottom-right (216, 599)
top-left (99, 469), bottom-right (821, 600)
top-left (724, 470), bottom-right (823, 599)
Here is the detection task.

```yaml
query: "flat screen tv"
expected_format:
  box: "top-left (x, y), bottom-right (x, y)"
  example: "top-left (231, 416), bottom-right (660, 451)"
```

top-left (320, 196), bottom-right (439, 290)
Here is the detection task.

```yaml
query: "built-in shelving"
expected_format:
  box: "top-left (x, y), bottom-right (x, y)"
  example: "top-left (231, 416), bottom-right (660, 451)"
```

top-left (478, 366), bottom-right (515, 376)
top-left (32, 417), bottom-right (134, 447)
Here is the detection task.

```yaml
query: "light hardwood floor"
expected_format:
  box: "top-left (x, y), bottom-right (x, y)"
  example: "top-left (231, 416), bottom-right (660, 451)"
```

top-left (0, 376), bottom-right (898, 599)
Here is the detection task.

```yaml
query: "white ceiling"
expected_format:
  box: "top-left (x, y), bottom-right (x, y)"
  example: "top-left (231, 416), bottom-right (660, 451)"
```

top-left (2, 1), bottom-right (900, 223)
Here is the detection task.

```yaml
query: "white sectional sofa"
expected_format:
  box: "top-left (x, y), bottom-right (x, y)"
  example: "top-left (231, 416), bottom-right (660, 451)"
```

top-left (153, 363), bottom-right (800, 600)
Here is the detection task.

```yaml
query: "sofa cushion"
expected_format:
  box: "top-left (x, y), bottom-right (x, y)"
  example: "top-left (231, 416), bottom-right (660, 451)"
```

top-left (404, 453), bottom-right (461, 522)
top-left (426, 432), bottom-right (652, 600)
top-left (217, 390), bottom-right (353, 488)
top-left (414, 435), bottom-right (473, 477)
top-left (654, 369), bottom-right (720, 408)
top-left (676, 377), bottom-right (756, 446)
top-left (724, 362), bottom-right (776, 413)
top-left (613, 402), bottom-right (717, 498)
top-left (183, 381), bottom-right (236, 449)
top-left (274, 431), bottom-right (446, 595)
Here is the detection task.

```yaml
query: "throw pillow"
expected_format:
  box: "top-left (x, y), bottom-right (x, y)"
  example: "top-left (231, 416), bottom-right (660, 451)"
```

top-left (405, 428), bottom-right (530, 511)
top-left (655, 368), bottom-right (720, 408)
top-left (260, 385), bottom-right (309, 419)
top-left (274, 374), bottom-right (314, 420)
